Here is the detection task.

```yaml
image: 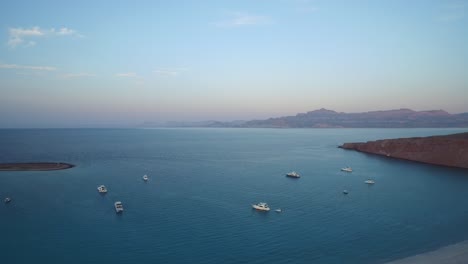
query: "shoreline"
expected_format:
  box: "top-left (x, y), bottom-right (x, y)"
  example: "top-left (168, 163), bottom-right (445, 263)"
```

top-left (385, 240), bottom-right (468, 264)
top-left (0, 162), bottom-right (75, 171)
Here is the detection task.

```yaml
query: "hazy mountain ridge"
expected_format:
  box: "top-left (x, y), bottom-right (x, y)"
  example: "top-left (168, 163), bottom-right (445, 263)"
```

top-left (141, 108), bottom-right (468, 128)
top-left (238, 108), bottom-right (468, 128)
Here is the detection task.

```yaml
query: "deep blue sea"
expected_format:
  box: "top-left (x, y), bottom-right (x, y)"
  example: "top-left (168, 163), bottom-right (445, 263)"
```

top-left (1, 128), bottom-right (468, 264)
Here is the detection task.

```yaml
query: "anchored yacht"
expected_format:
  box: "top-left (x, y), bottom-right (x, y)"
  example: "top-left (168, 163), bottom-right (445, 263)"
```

top-left (341, 167), bottom-right (353, 172)
top-left (364, 180), bottom-right (375, 185)
top-left (114, 201), bottom-right (124, 213)
top-left (97, 185), bottom-right (108, 193)
top-left (286, 171), bottom-right (300, 178)
top-left (252, 202), bottom-right (270, 211)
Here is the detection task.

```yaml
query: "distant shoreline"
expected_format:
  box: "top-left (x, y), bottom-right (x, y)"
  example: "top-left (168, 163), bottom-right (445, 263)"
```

top-left (140, 108), bottom-right (468, 128)
top-left (0, 162), bottom-right (75, 171)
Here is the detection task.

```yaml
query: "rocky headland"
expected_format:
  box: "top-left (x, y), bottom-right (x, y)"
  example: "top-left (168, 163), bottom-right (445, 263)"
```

top-left (340, 132), bottom-right (468, 169)
top-left (0, 162), bottom-right (75, 171)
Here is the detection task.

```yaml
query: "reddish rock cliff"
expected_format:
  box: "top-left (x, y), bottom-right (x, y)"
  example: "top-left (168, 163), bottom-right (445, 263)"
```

top-left (340, 133), bottom-right (468, 169)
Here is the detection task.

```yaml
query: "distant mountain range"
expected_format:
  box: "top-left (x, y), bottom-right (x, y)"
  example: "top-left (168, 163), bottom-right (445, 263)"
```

top-left (142, 108), bottom-right (468, 128)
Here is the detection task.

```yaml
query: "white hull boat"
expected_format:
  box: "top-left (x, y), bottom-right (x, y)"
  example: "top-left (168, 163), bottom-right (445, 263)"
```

top-left (114, 201), bottom-right (124, 213)
top-left (252, 202), bottom-right (270, 211)
top-left (286, 171), bottom-right (300, 178)
top-left (341, 167), bottom-right (353, 172)
top-left (364, 180), bottom-right (375, 184)
top-left (98, 185), bottom-right (107, 193)
top-left (97, 185), bottom-right (108, 193)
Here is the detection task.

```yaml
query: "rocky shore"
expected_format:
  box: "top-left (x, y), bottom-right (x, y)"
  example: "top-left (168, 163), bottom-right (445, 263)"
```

top-left (0, 162), bottom-right (75, 171)
top-left (340, 132), bottom-right (468, 169)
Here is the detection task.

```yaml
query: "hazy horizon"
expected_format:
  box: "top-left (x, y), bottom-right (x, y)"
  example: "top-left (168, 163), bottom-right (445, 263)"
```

top-left (1, 0), bottom-right (467, 128)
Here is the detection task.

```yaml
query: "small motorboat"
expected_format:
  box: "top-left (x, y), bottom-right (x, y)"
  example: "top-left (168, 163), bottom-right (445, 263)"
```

top-left (97, 185), bottom-right (108, 193)
top-left (286, 171), bottom-right (300, 178)
top-left (341, 167), bottom-right (353, 172)
top-left (275, 208), bottom-right (282, 213)
top-left (343, 190), bottom-right (349, 194)
top-left (143, 174), bottom-right (149, 181)
top-left (114, 201), bottom-right (124, 213)
top-left (364, 179), bottom-right (375, 185)
top-left (4, 197), bottom-right (11, 203)
top-left (252, 202), bottom-right (270, 211)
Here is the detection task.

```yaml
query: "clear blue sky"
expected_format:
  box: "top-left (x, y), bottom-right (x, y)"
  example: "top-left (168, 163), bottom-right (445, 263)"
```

top-left (1, 0), bottom-right (467, 127)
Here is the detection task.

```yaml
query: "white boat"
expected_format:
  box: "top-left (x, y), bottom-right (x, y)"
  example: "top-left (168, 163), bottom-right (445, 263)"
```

top-left (114, 201), bottom-right (124, 213)
top-left (97, 185), bottom-right (108, 193)
top-left (4, 197), bottom-right (11, 203)
top-left (143, 175), bottom-right (148, 181)
top-left (275, 208), bottom-right (282, 213)
top-left (286, 171), bottom-right (300, 178)
top-left (252, 202), bottom-right (270, 211)
top-left (364, 179), bottom-right (375, 184)
top-left (341, 167), bottom-right (353, 172)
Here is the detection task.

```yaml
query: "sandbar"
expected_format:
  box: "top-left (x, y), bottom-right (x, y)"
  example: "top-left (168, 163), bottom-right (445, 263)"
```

top-left (0, 162), bottom-right (75, 171)
top-left (385, 241), bottom-right (468, 264)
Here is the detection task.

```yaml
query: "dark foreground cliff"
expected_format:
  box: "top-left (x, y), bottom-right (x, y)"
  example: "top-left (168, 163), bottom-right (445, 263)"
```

top-left (340, 132), bottom-right (468, 169)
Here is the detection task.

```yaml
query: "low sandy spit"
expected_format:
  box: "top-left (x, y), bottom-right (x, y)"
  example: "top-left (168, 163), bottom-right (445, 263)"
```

top-left (0, 162), bottom-right (75, 171)
top-left (386, 241), bottom-right (468, 264)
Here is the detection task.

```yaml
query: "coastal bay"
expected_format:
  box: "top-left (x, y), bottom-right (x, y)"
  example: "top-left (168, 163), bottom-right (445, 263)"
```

top-left (1, 128), bottom-right (468, 264)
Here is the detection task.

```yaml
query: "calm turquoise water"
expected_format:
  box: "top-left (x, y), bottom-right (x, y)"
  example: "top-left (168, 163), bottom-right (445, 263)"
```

top-left (1, 128), bottom-right (468, 264)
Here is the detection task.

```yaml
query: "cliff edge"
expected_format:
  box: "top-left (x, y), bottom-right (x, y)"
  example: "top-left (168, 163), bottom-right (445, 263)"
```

top-left (340, 132), bottom-right (468, 169)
